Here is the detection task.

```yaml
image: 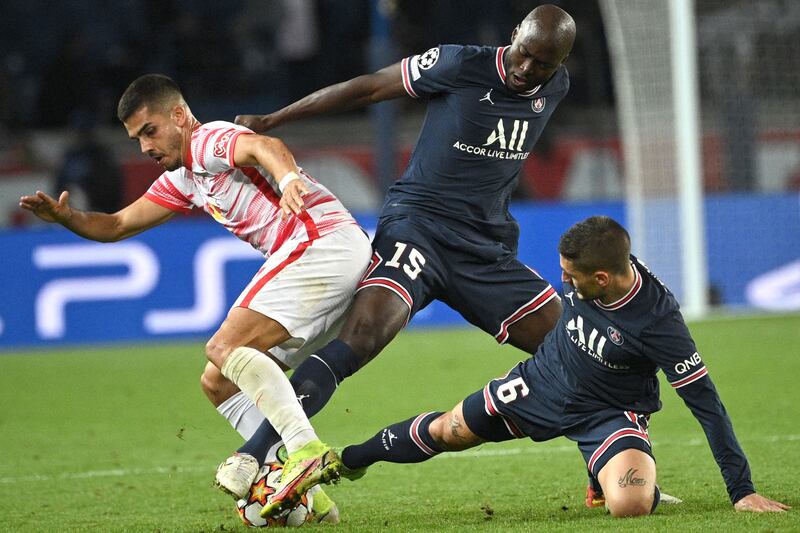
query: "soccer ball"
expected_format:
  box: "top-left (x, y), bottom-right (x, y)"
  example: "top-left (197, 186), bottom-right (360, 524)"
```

top-left (236, 462), bottom-right (313, 528)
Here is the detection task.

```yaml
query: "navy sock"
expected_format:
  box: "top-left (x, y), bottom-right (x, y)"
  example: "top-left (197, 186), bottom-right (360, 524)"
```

top-left (290, 340), bottom-right (360, 419)
top-left (311, 339), bottom-right (361, 384)
top-left (341, 411), bottom-right (444, 470)
top-left (236, 340), bottom-right (361, 465)
top-left (588, 471), bottom-right (603, 495)
top-left (237, 419), bottom-right (281, 464)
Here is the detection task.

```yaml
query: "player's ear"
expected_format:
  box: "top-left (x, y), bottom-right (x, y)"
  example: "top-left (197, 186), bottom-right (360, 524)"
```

top-left (171, 105), bottom-right (186, 126)
top-left (511, 25), bottom-right (519, 42)
top-left (595, 271), bottom-right (610, 288)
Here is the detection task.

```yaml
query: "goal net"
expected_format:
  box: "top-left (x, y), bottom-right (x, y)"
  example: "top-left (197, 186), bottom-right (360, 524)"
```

top-left (599, 0), bottom-right (800, 316)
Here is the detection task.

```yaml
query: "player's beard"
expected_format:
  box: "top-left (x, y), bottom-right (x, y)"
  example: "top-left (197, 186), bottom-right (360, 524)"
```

top-left (162, 132), bottom-right (186, 171)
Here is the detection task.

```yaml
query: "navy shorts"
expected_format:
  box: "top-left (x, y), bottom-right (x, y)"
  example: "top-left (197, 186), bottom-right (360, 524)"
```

top-left (461, 362), bottom-right (654, 477)
top-left (358, 215), bottom-right (557, 343)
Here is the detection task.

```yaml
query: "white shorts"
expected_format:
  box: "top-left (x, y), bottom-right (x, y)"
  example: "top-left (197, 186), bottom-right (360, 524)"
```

top-left (233, 223), bottom-right (371, 369)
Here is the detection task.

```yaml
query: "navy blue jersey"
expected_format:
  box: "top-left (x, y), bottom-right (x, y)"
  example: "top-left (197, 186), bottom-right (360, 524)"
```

top-left (383, 44), bottom-right (570, 249)
top-left (524, 256), bottom-right (754, 502)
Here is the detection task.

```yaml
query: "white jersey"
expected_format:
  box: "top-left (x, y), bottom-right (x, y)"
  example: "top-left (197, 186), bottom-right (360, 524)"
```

top-left (144, 121), bottom-right (357, 257)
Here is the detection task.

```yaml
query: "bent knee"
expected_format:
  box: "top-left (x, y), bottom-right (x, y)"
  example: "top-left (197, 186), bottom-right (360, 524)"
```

top-left (205, 338), bottom-right (233, 368)
top-left (200, 363), bottom-right (239, 406)
top-left (606, 494), bottom-right (653, 518)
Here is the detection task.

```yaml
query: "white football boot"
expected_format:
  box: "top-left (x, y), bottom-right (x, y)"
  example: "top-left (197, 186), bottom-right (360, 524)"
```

top-left (215, 452), bottom-right (260, 499)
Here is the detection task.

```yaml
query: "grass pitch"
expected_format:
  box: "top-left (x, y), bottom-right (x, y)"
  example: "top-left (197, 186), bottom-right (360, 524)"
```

top-left (1, 314), bottom-right (798, 532)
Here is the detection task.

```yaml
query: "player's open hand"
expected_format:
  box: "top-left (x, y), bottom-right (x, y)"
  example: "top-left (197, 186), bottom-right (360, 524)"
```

top-left (235, 114), bottom-right (274, 133)
top-left (734, 493), bottom-right (790, 513)
top-left (18, 190), bottom-right (73, 224)
top-left (279, 178), bottom-right (309, 219)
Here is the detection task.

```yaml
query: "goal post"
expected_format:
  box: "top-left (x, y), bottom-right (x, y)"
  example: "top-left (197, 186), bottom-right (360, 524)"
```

top-left (599, 0), bottom-right (709, 318)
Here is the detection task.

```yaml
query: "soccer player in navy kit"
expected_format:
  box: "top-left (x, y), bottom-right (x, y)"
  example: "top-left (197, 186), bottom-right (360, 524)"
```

top-left (216, 5), bottom-right (576, 508)
top-left (331, 216), bottom-right (790, 517)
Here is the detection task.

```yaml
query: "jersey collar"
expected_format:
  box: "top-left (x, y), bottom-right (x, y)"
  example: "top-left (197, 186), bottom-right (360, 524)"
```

top-left (495, 46), bottom-right (542, 98)
top-left (182, 122), bottom-right (202, 170)
top-left (594, 262), bottom-right (643, 311)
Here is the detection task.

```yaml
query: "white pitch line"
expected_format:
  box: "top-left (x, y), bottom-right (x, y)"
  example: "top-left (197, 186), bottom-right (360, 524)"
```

top-left (0, 465), bottom-right (208, 485)
top-left (1, 434), bottom-right (798, 485)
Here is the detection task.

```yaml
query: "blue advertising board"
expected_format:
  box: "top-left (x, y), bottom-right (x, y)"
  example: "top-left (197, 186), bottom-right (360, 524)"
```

top-left (1, 194), bottom-right (797, 350)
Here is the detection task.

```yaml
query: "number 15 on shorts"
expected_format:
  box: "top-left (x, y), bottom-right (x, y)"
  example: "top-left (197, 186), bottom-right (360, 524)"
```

top-left (385, 242), bottom-right (426, 280)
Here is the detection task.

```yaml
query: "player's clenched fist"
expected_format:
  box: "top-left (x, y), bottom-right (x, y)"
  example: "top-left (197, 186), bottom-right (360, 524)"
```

top-left (19, 190), bottom-right (72, 224)
top-left (235, 114), bottom-right (274, 133)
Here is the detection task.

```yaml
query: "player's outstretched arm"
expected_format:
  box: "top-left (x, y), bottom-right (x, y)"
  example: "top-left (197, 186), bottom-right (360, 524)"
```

top-left (734, 493), bottom-right (790, 513)
top-left (19, 190), bottom-right (174, 242)
top-left (235, 63), bottom-right (406, 133)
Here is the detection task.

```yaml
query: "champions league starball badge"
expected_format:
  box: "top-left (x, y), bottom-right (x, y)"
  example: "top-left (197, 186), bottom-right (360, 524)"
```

top-left (418, 47), bottom-right (440, 70)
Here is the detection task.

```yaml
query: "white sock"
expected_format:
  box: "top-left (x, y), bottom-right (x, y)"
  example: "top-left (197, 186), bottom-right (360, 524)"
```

top-left (221, 346), bottom-right (318, 453)
top-left (216, 391), bottom-right (263, 440)
top-left (216, 393), bottom-right (287, 463)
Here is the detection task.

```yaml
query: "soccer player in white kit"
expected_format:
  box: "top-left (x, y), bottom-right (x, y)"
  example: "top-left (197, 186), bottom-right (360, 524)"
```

top-left (19, 74), bottom-right (371, 522)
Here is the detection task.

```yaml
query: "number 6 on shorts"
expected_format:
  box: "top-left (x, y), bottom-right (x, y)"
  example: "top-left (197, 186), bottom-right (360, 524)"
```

top-left (496, 377), bottom-right (529, 404)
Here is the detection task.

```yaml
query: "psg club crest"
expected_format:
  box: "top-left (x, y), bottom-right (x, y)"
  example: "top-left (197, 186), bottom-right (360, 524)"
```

top-left (607, 326), bottom-right (624, 346)
top-left (418, 47), bottom-right (440, 70)
top-left (531, 97), bottom-right (546, 113)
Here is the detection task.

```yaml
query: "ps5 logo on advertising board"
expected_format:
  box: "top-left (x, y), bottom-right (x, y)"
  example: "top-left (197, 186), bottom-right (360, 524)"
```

top-left (30, 238), bottom-right (263, 340)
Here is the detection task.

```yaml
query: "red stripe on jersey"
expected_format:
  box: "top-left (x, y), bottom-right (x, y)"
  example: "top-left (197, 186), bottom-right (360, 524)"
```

top-left (228, 131), bottom-right (250, 168)
top-left (357, 278), bottom-right (412, 310)
top-left (483, 384), bottom-right (499, 416)
top-left (144, 192), bottom-right (192, 213)
top-left (671, 366), bottom-right (708, 389)
top-left (588, 428), bottom-right (650, 474)
top-left (482, 384), bottom-right (524, 438)
top-left (496, 46), bottom-right (508, 83)
top-left (494, 286), bottom-right (557, 344)
top-left (227, 130), bottom-right (249, 168)
top-left (239, 166), bottom-right (281, 205)
top-left (239, 240), bottom-right (311, 308)
top-left (198, 127), bottom-right (218, 169)
top-left (146, 174), bottom-right (194, 212)
top-left (501, 415), bottom-right (524, 438)
top-left (401, 57), bottom-right (418, 98)
top-left (595, 263), bottom-right (642, 311)
top-left (240, 166), bottom-right (320, 253)
top-left (360, 251), bottom-right (383, 283)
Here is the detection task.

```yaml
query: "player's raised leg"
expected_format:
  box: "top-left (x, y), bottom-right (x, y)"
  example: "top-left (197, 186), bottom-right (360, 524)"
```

top-left (596, 449), bottom-right (658, 517)
top-left (235, 285), bottom-right (411, 467)
top-left (337, 401), bottom-right (486, 480)
top-left (261, 402), bottom-right (487, 519)
top-left (208, 307), bottom-right (327, 499)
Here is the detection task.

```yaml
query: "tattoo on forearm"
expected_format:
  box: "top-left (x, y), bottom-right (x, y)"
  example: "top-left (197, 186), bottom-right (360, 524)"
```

top-left (449, 414), bottom-right (469, 442)
top-left (618, 468), bottom-right (647, 488)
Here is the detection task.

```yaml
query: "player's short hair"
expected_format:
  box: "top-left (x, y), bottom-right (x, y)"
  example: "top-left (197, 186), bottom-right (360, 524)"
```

top-left (558, 216), bottom-right (631, 275)
top-left (117, 74), bottom-right (184, 122)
